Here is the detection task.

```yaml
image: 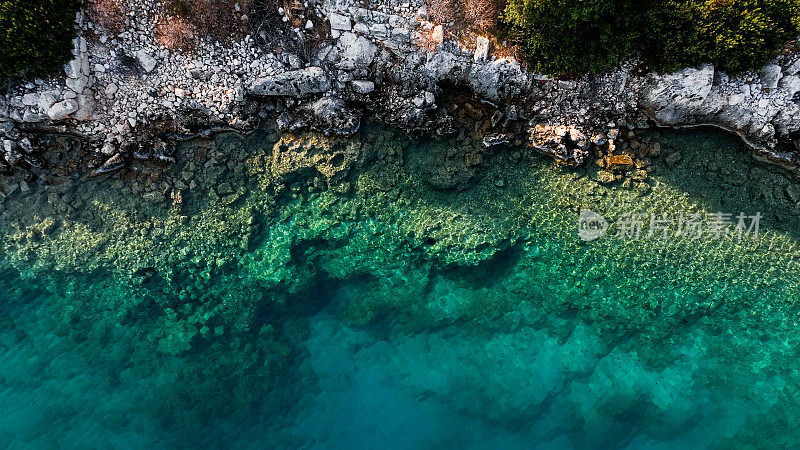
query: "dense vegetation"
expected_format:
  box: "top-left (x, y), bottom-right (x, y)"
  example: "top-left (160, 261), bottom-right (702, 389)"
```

top-left (504, 0), bottom-right (800, 75)
top-left (0, 0), bottom-right (82, 82)
top-left (0, 0), bottom-right (798, 83)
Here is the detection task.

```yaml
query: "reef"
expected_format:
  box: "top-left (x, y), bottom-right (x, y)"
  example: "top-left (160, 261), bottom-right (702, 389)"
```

top-left (2, 124), bottom-right (800, 447)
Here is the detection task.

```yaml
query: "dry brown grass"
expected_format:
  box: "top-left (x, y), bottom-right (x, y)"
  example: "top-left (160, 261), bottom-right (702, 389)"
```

top-left (87, 0), bottom-right (128, 34)
top-left (425, 0), bottom-right (505, 32)
top-left (155, 17), bottom-right (197, 51)
top-left (462, 0), bottom-right (504, 32)
top-left (160, 0), bottom-right (252, 50)
top-left (426, 0), bottom-right (456, 24)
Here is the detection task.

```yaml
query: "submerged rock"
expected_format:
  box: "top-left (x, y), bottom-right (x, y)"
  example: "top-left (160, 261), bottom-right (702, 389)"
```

top-left (90, 153), bottom-right (126, 177)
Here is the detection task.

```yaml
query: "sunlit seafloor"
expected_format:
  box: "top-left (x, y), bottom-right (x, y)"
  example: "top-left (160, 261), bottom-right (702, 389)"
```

top-left (2, 126), bottom-right (800, 449)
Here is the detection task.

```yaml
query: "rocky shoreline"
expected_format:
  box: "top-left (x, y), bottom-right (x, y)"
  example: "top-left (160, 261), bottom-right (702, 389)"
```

top-left (1, 0), bottom-right (800, 187)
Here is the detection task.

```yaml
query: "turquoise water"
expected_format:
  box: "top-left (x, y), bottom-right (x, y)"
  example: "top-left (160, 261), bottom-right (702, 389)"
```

top-left (2, 126), bottom-right (800, 448)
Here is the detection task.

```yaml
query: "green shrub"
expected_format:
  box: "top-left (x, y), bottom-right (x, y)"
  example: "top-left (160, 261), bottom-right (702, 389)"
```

top-left (679, 0), bottom-right (800, 73)
top-left (503, 0), bottom-right (800, 75)
top-left (0, 0), bottom-right (82, 82)
top-left (503, 0), bottom-right (655, 75)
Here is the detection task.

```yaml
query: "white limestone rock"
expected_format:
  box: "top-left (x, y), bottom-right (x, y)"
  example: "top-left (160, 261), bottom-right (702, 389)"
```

top-left (353, 22), bottom-right (370, 34)
top-left (779, 75), bottom-right (800, 100)
top-left (760, 64), bottom-right (783, 90)
top-left (412, 93), bottom-right (425, 108)
top-left (424, 91), bottom-right (435, 106)
top-left (786, 59), bottom-right (800, 76)
top-left (65, 58), bottom-right (82, 78)
top-left (328, 13), bottom-right (352, 31)
top-left (47, 99), bottom-right (79, 120)
top-left (351, 80), bottom-right (375, 94)
top-left (74, 91), bottom-right (95, 121)
top-left (423, 51), bottom-right (460, 80)
top-left (66, 76), bottom-right (88, 94)
top-left (369, 23), bottom-right (388, 37)
top-left (21, 93), bottom-right (40, 107)
top-left (135, 49), bottom-right (158, 73)
top-left (105, 83), bottom-right (119, 96)
top-left (474, 36), bottom-right (490, 62)
top-left (760, 64), bottom-right (783, 89)
top-left (388, 14), bottom-right (404, 28)
top-left (641, 64), bottom-right (715, 125)
top-left (37, 92), bottom-right (58, 112)
top-left (391, 28), bottom-right (411, 43)
top-left (468, 58), bottom-right (531, 102)
top-left (22, 109), bottom-right (47, 123)
top-left (250, 67), bottom-right (331, 96)
top-left (336, 32), bottom-right (377, 70)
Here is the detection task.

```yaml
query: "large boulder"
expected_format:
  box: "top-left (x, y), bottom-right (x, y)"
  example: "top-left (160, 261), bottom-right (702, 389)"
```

top-left (37, 91), bottom-right (58, 112)
top-left (779, 75), bottom-right (800, 100)
top-left (47, 99), bottom-right (79, 120)
top-left (424, 51), bottom-right (462, 81)
top-left (276, 96), bottom-right (361, 135)
top-left (21, 93), bottom-right (40, 107)
top-left (467, 58), bottom-right (531, 102)
top-left (328, 12), bottom-right (351, 31)
top-left (310, 96), bottom-right (360, 134)
top-left (641, 64), bottom-right (715, 125)
top-left (249, 67), bottom-right (331, 97)
top-left (336, 32), bottom-right (377, 71)
top-left (74, 91), bottom-right (96, 121)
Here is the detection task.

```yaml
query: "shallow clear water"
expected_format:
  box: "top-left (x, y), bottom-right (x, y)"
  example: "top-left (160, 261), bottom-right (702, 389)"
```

top-left (1, 126), bottom-right (800, 448)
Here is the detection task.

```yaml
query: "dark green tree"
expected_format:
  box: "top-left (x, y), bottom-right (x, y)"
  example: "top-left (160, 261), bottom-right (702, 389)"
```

top-left (503, 0), bottom-right (800, 75)
top-left (0, 0), bottom-right (82, 82)
top-left (503, 0), bottom-right (655, 75)
top-left (685, 0), bottom-right (800, 72)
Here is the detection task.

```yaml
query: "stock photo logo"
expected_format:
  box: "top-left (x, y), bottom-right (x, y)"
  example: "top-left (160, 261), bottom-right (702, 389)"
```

top-left (578, 209), bottom-right (609, 241)
top-left (578, 209), bottom-right (762, 242)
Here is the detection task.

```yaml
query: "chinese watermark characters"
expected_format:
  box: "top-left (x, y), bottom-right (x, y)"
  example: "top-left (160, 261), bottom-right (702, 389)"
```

top-left (578, 209), bottom-right (762, 242)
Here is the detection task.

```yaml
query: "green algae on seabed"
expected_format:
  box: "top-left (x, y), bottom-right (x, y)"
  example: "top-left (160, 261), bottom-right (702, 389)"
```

top-left (1, 125), bottom-right (800, 447)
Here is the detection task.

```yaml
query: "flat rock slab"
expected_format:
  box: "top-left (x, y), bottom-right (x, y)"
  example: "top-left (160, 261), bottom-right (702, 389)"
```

top-left (642, 64), bottom-right (715, 125)
top-left (328, 12), bottom-right (352, 31)
top-left (250, 67), bottom-right (331, 97)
